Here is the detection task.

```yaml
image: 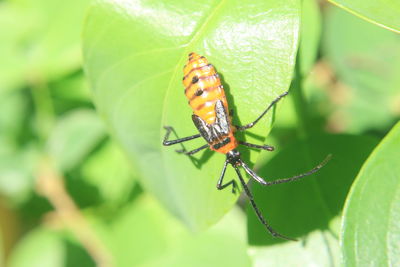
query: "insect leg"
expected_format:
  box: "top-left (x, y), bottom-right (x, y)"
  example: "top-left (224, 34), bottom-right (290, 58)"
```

top-left (241, 154), bottom-right (332, 186)
top-left (241, 161), bottom-right (269, 185)
top-left (216, 161), bottom-right (237, 193)
top-left (233, 166), bottom-right (296, 241)
top-left (239, 141), bottom-right (274, 151)
top-left (163, 126), bottom-right (201, 146)
top-left (236, 91), bottom-right (288, 131)
top-left (176, 144), bottom-right (208, 155)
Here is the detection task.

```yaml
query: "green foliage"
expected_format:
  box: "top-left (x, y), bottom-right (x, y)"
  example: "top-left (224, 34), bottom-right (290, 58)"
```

top-left (248, 134), bottom-right (377, 265)
top-left (0, 0), bottom-right (399, 266)
top-left (342, 122), bottom-right (400, 266)
top-left (328, 0), bottom-right (400, 33)
top-left (0, 0), bottom-right (91, 87)
top-left (8, 228), bottom-right (93, 267)
top-left (46, 109), bottom-right (106, 171)
top-left (299, 0), bottom-right (322, 76)
top-left (324, 6), bottom-right (400, 133)
top-left (96, 196), bottom-right (251, 267)
top-left (83, 0), bottom-right (301, 231)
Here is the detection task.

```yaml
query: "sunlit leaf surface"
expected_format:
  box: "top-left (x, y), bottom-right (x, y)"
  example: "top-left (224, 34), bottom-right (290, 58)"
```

top-left (83, 0), bottom-right (301, 230)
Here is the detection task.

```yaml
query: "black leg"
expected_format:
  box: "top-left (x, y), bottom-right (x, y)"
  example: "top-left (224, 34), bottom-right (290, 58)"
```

top-left (239, 141), bottom-right (274, 151)
top-left (233, 166), bottom-right (296, 241)
top-left (236, 91), bottom-right (288, 131)
top-left (241, 154), bottom-right (332, 186)
top-left (163, 126), bottom-right (201, 146)
top-left (176, 144), bottom-right (209, 155)
top-left (216, 161), bottom-right (237, 193)
top-left (241, 161), bottom-right (270, 185)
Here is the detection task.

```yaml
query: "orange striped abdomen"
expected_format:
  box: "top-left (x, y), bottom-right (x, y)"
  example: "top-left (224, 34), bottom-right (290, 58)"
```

top-left (183, 52), bottom-right (238, 154)
top-left (183, 53), bottom-right (228, 125)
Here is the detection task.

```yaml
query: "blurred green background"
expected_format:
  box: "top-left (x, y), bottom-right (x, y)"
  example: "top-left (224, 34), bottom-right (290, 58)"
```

top-left (0, 0), bottom-right (399, 266)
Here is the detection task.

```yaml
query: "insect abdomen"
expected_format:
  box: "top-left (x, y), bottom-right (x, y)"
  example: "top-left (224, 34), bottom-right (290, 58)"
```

top-left (183, 52), bottom-right (238, 154)
top-left (183, 52), bottom-right (228, 125)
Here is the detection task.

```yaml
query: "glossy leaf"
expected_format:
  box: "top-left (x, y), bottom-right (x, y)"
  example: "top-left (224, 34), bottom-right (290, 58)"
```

top-left (341, 121), bottom-right (400, 266)
top-left (83, 0), bottom-right (301, 230)
top-left (328, 0), bottom-right (400, 33)
top-left (324, 6), bottom-right (400, 133)
top-left (248, 134), bottom-right (378, 265)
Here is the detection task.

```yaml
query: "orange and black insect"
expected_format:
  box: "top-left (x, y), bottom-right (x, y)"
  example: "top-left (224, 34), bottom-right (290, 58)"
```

top-left (163, 52), bottom-right (330, 241)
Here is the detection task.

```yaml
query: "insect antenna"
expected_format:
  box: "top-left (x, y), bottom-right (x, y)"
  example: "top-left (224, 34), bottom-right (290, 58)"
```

top-left (233, 166), bottom-right (297, 241)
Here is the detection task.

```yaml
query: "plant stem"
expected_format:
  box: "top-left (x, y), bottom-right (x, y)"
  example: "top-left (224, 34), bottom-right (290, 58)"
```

top-left (36, 157), bottom-right (114, 267)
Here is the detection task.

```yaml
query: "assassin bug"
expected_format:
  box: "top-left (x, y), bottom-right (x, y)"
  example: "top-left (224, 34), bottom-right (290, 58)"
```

top-left (163, 52), bottom-right (331, 241)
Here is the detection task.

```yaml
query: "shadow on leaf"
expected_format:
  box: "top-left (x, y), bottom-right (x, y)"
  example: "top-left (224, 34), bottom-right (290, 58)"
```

top-left (247, 133), bottom-right (378, 245)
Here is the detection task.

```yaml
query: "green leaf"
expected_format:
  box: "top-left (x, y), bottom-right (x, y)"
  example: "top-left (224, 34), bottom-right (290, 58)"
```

top-left (341, 121), bottom-right (400, 266)
top-left (299, 0), bottom-right (322, 76)
top-left (50, 71), bottom-right (93, 114)
top-left (249, 219), bottom-right (341, 267)
top-left (0, 0), bottom-right (92, 86)
top-left (81, 140), bottom-right (137, 206)
top-left (324, 6), bottom-right (400, 133)
top-left (46, 109), bottom-right (106, 171)
top-left (0, 90), bottom-right (27, 144)
top-left (0, 145), bottom-right (39, 205)
top-left (328, 0), bottom-right (400, 33)
top-left (94, 195), bottom-right (250, 267)
top-left (83, 0), bottom-right (301, 230)
top-left (8, 228), bottom-right (94, 267)
top-left (0, 3), bottom-right (27, 91)
top-left (248, 134), bottom-right (378, 265)
top-left (8, 229), bottom-right (65, 267)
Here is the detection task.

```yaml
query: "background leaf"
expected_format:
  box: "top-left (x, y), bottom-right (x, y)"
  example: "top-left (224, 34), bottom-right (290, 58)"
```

top-left (8, 228), bottom-right (93, 267)
top-left (93, 194), bottom-right (250, 267)
top-left (0, 3), bottom-right (28, 91)
top-left (323, 6), bottom-right (400, 133)
top-left (341, 121), bottom-right (400, 266)
top-left (299, 0), bottom-right (322, 76)
top-left (81, 140), bottom-right (137, 206)
top-left (46, 109), bottom-right (106, 171)
top-left (83, 0), bottom-right (301, 230)
top-left (248, 134), bottom-right (378, 266)
top-left (10, 0), bottom-right (92, 82)
top-left (0, 0), bottom-right (92, 92)
top-left (328, 0), bottom-right (400, 33)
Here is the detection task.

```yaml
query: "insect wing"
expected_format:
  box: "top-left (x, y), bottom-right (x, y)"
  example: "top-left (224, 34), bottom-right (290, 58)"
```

top-left (215, 100), bottom-right (230, 135)
top-left (192, 114), bottom-right (213, 143)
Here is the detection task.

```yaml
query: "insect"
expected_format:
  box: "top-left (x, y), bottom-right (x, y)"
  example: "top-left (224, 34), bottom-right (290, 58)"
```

top-left (163, 52), bottom-right (331, 241)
